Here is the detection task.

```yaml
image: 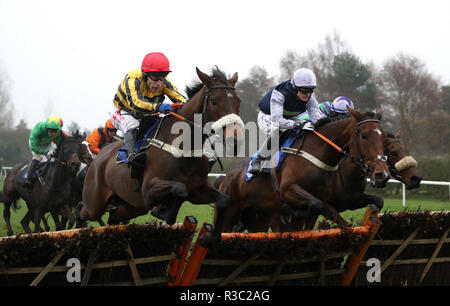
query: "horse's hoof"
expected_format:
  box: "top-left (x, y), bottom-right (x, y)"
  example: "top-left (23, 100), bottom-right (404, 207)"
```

top-left (150, 205), bottom-right (166, 220)
top-left (310, 200), bottom-right (324, 214)
top-left (199, 233), bottom-right (221, 248)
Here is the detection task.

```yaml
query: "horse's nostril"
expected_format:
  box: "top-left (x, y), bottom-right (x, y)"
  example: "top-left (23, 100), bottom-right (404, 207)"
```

top-left (374, 172), bottom-right (388, 181)
top-left (411, 176), bottom-right (422, 183)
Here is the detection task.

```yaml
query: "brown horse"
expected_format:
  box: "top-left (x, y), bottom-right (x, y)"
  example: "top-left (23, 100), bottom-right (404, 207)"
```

top-left (385, 131), bottom-right (422, 189)
top-left (216, 107), bottom-right (390, 233)
top-left (274, 130), bottom-right (422, 231)
top-left (2, 132), bottom-right (89, 235)
top-left (80, 67), bottom-right (244, 246)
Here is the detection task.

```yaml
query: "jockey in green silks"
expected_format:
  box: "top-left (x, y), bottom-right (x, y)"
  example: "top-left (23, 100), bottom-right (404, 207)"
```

top-left (24, 116), bottom-right (63, 185)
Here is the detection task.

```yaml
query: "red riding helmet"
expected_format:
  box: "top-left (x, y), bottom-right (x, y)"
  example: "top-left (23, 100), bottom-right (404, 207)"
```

top-left (141, 52), bottom-right (172, 72)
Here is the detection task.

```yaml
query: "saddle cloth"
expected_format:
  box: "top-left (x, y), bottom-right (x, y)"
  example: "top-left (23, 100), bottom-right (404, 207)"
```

top-left (245, 129), bottom-right (301, 182)
top-left (116, 119), bottom-right (159, 164)
top-left (21, 162), bottom-right (48, 183)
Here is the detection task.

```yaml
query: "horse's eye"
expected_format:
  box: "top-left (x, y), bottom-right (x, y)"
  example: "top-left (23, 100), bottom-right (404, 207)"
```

top-left (211, 98), bottom-right (218, 105)
top-left (361, 133), bottom-right (368, 139)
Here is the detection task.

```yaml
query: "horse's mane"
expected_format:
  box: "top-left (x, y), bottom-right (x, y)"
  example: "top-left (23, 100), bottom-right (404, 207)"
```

top-left (314, 110), bottom-right (377, 129)
top-left (386, 132), bottom-right (396, 138)
top-left (314, 113), bottom-right (349, 129)
top-left (185, 66), bottom-right (228, 99)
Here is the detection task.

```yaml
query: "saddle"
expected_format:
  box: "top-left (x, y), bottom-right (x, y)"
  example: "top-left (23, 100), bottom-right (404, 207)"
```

top-left (245, 129), bottom-right (302, 182)
top-left (116, 117), bottom-right (161, 165)
top-left (22, 161), bottom-right (50, 185)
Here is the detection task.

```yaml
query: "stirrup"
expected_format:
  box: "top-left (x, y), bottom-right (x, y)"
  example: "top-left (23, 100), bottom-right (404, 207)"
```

top-left (248, 160), bottom-right (262, 174)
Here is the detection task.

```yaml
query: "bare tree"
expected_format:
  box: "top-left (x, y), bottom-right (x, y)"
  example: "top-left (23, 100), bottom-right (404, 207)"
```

top-left (0, 64), bottom-right (14, 128)
top-left (376, 53), bottom-right (441, 155)
top-left (278, 31), bottom-right (376, 108)
top-left (236, 65), bottom-right (275, 124)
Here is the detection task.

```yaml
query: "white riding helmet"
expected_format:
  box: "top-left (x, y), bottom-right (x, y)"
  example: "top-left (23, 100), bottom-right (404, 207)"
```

top-left (332, 96), bottom-right (354, 113)
top-left (292, 68), bottom-right (317, 88)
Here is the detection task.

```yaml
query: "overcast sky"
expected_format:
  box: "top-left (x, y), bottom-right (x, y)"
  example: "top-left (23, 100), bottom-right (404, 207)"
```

top-left (1, 0), bottom-right (449, 131)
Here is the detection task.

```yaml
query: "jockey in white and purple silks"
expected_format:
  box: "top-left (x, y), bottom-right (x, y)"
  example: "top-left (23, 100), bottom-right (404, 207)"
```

top-left (296, 96), bottom-right (355, 121)
top-left (249, 68), bottom-right (326, 174)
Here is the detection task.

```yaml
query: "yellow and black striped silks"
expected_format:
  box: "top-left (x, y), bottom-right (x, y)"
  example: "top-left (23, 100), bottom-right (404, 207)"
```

top-left (113, 69), bottom-right (186, 114)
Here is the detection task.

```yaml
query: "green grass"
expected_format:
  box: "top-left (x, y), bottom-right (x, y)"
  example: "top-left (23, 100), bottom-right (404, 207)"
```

top-left (1, 197), bottom-right (448, 237)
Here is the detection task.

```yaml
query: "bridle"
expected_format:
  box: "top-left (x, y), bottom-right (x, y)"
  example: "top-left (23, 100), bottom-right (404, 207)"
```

top-left (384, 138), bottom-right (408, 180)
top-left (350, 119), bottom-right (388, 175)
top-left (313, 118), bottom-right (387, 175)
top-left (201, 84), bottom-right (237, 125)
top-left (54, 138), bottom-right (82, 169)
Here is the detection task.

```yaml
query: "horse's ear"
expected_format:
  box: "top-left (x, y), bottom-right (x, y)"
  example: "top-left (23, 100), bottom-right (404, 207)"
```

top-left (347, 106), bottom-right (364, 122)
top-left (395, 130), bottom-right (401, 138)
top-left (228, 72), bottom-right (238, 86)
top-left (196, 67), bottom-right (213, 87)
top-left (375, 106), bottom-right (383, 120)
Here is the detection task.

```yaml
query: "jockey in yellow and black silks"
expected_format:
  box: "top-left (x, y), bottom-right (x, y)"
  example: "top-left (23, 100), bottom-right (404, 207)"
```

top-left (110, 52), bottom-right (187, 167)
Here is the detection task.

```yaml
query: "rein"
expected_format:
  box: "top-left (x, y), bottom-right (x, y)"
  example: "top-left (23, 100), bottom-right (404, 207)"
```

top-left (310, 119), bottom-right (387, 174)
top-left (145, 84), bottom-right (238, 168)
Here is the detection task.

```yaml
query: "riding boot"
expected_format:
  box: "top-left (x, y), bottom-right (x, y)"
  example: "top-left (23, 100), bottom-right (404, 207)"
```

top-left (24, 159), bottom-right (39, 185)
top-left (248, 134), bottom-right (273, 174)
top-left (124, 129), bottom-right (137, 164)
top-left (124, 129), bottom-right (146, 178)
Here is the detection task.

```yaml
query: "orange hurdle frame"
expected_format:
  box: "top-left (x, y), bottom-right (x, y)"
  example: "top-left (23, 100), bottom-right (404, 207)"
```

top-left (178, 205), bottom-right (381, 286)
top-left (167, 216), bottom-right (198, 286)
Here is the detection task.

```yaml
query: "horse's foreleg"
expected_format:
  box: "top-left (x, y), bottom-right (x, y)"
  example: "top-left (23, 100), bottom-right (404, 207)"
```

top-left (41, 215), bottom-right (51, 231)
top-left (281, 182), bottom-right (348, 227)
top-left (50, 210), bottom-right (61, 231)
top-left (357, 194), bottom-right (384, 211)
top-left (142, 177), bottom-right (188, 210)
top-left (20, 210), bottom-right (32, 233)
top-left (60, 205), bottom-right (74, 229)
top-left (32, 207), bottom-right (43, 233)
top-left (3, 201), bottom-right (14, 236)
top-left (189, 184), bottom-right (230, 247)
top-left (320, 202), bottom-right (349, 228)
top-left (280, 183), bottom-right (324, 217)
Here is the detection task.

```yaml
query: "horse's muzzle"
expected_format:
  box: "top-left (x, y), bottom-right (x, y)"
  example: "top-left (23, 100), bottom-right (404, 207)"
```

top-left (371, 171), bottom-right (390, 188)
top-left (407, 175), bottom-right (422, 189)
top-left (70, 162), bottom-right (81, 172)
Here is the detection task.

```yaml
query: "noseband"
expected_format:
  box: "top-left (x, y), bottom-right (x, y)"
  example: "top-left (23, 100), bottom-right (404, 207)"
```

top-left (54, 139), bottom-right (81, 168)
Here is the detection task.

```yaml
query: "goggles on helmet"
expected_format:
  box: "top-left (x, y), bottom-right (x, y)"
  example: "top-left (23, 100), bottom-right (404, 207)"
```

top-left (295, 87), bottom-right (315, 95)
top-left (143, 71), bottom-right (169, 81)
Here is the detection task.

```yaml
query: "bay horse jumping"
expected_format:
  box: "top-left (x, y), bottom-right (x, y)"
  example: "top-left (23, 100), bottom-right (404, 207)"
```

top-left (80, 67), bottom-right (244, 246)
top-left (2, 132), bottom-right (89, 235)
top-left (275, 130), bottom-right (422, 232)
top-left (215, 107), bottom-right (390, 233)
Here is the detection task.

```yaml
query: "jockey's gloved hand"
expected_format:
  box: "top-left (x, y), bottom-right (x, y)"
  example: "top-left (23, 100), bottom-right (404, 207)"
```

top-left (158, 104), bottom-right (174, 114)
top-left (302, 122), bottom-right (314, 131)
top-left (293, 122), bottom-right (303, 129)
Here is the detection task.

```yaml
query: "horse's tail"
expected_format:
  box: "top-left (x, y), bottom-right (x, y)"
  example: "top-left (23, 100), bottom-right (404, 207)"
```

top-left (213, 175), bottom-right (226, 190)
